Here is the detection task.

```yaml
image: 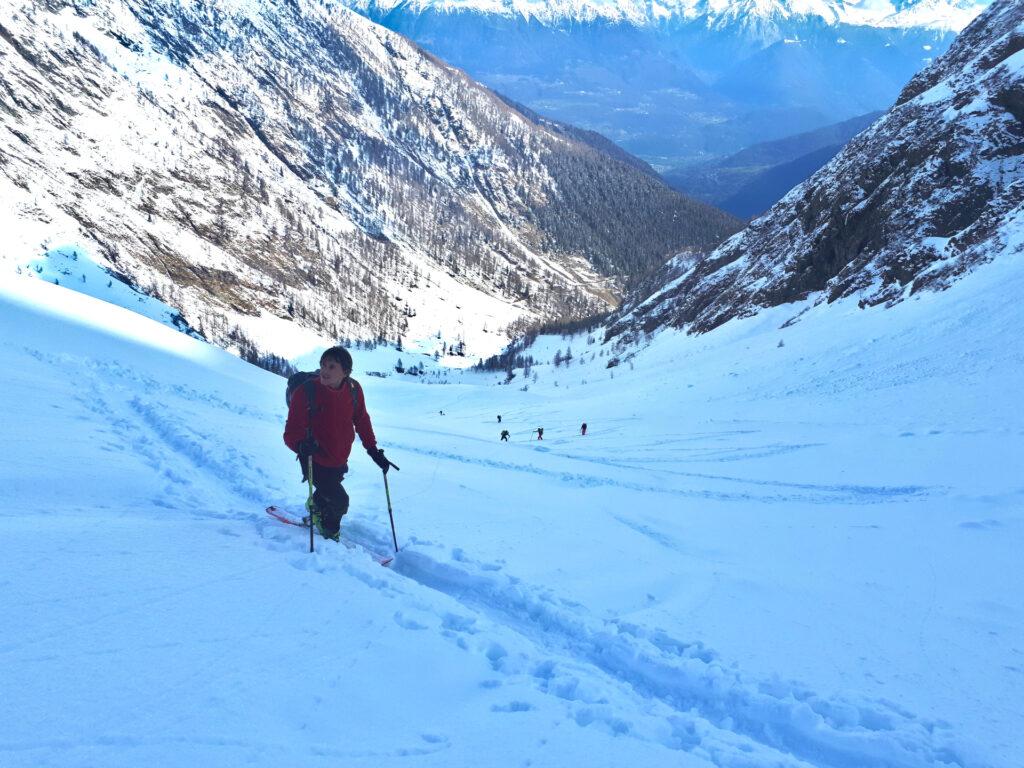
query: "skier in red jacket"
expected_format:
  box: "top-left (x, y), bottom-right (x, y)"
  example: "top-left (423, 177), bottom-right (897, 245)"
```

top-left (284, 347), bottom-right (390, 540)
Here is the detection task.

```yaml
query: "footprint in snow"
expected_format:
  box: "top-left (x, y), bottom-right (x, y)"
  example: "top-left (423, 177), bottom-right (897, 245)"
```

top-left (441, 613), bottom-right (478, 633)
top-left (393, 611), bottom-right (428, 630)
top-left (491, 701), bottom-right (534, 713)
top-left (451, 547), bottom-right (503, 571)
top-left (485, 642), bottom-right (508, 671)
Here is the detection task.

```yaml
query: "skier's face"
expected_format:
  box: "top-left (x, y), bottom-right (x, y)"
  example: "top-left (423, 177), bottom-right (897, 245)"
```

top-left (319, 359), bottom-right (349, 389)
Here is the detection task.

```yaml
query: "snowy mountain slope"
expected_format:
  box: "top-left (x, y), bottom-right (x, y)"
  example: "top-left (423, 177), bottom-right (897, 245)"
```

top-left (609, 0), bottom-right (1023, 337)
top-left (10, 243), bottom-right (202, 337)
top-left (2, 209), bottom-right (1022, 766)
top-left (0, 0), bottom-right (736, 363)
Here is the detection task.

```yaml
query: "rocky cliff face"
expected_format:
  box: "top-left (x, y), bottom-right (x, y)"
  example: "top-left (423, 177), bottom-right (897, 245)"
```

top-left (0, 0), bottom-right (736, 357)
top-left (608, 0), bottom-right (1023, 339)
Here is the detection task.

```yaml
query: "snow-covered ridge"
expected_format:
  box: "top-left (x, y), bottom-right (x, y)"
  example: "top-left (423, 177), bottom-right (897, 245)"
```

top-left (608, 0), bottom-right (1024, 337)
top-left (346, 0), bottom-right (990, 31)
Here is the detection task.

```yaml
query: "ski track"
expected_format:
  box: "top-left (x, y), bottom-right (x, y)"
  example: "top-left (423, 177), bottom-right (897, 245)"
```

top-left (69, 358), bottom-right (276, 512)
top-left (546, 449), bottom-right (933, 497)
top-left (26, 349), bottom-right (977, 767)
top-left (263, 520), bottom-right (973, 768)
top-left (385, 548), bottom-right (974, 768)
top-left (0, 734), bottom-right (450, 761)
top-left (387, 440), bottom-right (935, 506)
top-left (611, 514), bottom-right (684, 550)
top-left (126, 396), bottom-right (269, 503)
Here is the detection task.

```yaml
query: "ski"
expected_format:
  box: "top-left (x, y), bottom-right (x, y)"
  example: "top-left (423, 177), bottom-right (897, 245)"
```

top-left (265, 506), bottom-right (394, 566)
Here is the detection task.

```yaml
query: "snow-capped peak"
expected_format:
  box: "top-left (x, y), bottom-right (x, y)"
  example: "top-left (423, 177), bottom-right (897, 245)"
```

top-left (347, 0), bottom-right (990, 31)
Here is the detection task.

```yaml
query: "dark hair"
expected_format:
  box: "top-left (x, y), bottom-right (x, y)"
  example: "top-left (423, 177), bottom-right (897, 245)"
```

top-left (320, 346), bottom-right (353, 372)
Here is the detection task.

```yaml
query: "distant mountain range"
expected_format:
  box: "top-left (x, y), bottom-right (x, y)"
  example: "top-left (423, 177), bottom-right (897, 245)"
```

top-left (345, 0), bottom-right (986, 30)
top-left (342, 0), bottom-right (991, 168)
top-left (0, 0), bottom-right (738, 360)
top-left (608, 0), bottom-right (1023, 337)
top-left (664, 111), bottom-right (884, 218)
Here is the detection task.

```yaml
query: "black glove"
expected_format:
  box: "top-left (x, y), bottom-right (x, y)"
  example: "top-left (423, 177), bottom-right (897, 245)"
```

top-left (370, 448), bottom-right (390, 474)
top-left (297, 436), bottom-right (319, 467)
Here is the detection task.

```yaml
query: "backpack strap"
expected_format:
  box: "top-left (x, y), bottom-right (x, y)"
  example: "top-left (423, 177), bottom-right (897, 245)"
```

top-left (347, 377), bottom-right (364, 422)
top-left (302, 378), bottom-right (317, 422)
top-left (300, 377), bottom-right (320, 449)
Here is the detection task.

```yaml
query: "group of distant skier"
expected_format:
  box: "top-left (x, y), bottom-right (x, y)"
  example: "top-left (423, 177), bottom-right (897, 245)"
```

top-left (497, 416), bottom-right (587, 442)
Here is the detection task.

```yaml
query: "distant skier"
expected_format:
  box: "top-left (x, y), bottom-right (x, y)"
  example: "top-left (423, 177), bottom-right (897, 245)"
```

top-left (536, 427), bottom-right (544, 440)
top-left (500, 429), bottom-right (510, 442)
top-left (439, 410), bottom-right (444, 415)
top-left (283, 346), bottom-right (391, 541)
top-left (497, 414), bottom-right (502, 423)
top-left (581, 422), bottom-right (587, 436)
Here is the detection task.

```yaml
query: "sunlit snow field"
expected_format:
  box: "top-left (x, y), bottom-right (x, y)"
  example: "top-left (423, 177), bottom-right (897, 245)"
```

top-left (1, 258), bottom-right (1021, 767)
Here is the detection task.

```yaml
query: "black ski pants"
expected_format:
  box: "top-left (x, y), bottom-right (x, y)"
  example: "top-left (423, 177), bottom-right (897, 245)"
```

top-left (309, 462), bottom-right (349, 535)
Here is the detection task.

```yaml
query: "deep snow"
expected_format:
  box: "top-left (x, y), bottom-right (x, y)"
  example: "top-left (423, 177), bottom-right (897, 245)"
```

top-left (1, 251), bottom-right (1021, 767)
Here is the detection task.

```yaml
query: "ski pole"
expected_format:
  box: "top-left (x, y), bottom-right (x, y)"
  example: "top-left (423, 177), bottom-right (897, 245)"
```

top-left (307, 455), bottom-right (315, 554)
top-left (383, 465), bottom-right (400, 553)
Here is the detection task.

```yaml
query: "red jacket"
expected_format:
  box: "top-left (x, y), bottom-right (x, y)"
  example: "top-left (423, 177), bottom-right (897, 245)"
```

top-left (284, 377), bottom-right (378, 468)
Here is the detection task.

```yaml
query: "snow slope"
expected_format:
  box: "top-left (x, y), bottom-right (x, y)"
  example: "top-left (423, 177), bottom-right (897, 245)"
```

top-left (1, 251), bottom-right (1021, 767)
